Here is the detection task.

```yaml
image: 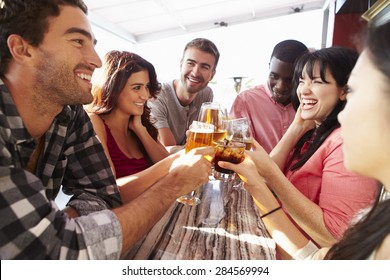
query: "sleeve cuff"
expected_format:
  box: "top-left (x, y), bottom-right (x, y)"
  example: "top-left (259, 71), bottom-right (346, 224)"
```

top-left (75, 210), bottom-right (122, 259)
top-left (68, 192), bottom-right (111, 216)
top-left (292, 240), bottom-right (320, 260)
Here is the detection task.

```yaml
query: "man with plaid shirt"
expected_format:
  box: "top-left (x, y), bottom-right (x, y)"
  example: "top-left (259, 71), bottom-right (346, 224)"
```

top-left (0, 0), bottom-right (212, 259)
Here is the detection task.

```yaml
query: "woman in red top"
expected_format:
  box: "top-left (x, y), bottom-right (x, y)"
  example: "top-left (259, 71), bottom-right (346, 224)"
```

top-left (89, 51), bottom-right (170, 200)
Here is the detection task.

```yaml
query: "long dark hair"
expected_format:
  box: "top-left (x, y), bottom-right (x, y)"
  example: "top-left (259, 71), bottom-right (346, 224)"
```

top-left (325, 21), bottom-right (390, 260)
top-left (288, 47), bottom-right (358, 171)
top-left (91, 50), bottom-right (161, 159)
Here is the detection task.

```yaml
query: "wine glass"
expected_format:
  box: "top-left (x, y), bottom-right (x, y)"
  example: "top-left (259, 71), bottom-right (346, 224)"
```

top-left (224, 117), bottom-right (253, 150)
top-left (176, 121), bottom-right (214, 206)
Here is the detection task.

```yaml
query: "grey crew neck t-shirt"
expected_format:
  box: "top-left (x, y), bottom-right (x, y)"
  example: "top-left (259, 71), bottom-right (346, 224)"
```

top-left (148, 81), bottom-right (213, 145)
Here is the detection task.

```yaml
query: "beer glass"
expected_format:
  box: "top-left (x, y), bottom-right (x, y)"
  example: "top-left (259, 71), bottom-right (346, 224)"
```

top-left (213, 141), bottom-right (245, 182)
top-left (177, 121), bottom-right (214, 206)
top-left (198, 102), bottom-right (227, 142)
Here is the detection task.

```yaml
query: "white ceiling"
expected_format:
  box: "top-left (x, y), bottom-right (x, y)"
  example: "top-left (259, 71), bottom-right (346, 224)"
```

top-left (84, 0), bottom-right (328, 44)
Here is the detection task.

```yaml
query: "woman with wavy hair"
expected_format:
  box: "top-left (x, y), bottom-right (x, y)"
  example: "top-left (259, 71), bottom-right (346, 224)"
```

top-left (89, 51), bottom-right (170, 200)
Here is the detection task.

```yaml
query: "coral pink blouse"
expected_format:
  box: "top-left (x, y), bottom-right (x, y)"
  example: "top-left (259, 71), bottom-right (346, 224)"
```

top-left (285, 128), bottom-right (378, 240)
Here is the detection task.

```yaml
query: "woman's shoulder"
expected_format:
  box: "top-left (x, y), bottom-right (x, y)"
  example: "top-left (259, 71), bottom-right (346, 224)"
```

top-left (322, 127), bottom-right (343, 147)
top-left (312, 128), bottom-right (343, 161)
top-left (88, 113), bottom-right (105, 125)
top-left (88, 113), bottom-right (108, 141)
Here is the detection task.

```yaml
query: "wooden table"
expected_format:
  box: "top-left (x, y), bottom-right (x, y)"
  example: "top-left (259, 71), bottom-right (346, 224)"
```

top-left (123, 179), bottom-right (276, 260)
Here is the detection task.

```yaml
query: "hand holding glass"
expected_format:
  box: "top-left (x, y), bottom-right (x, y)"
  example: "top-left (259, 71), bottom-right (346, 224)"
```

top-left (177, 121), bottom-right (214, 205)
top-left (213, 141), bottom-right (245, 182)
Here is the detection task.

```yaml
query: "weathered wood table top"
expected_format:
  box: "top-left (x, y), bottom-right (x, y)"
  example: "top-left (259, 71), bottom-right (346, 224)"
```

top-left (124, 179), bottom-right (276, 260)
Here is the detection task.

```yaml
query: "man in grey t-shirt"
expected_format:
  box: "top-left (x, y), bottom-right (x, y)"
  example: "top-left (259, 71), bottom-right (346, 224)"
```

top-left (149, 38), bottom-right (220, 146)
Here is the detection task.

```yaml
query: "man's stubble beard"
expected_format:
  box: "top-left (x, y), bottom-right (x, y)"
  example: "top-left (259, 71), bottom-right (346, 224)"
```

top-left (181, 76), bottom-right (206, 95)
top-left (33, 51), bottom-right (93, 110)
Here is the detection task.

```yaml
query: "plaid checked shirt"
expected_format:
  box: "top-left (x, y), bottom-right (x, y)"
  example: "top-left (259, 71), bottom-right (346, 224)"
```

top-left (0, 79), bottom-right (123, 259)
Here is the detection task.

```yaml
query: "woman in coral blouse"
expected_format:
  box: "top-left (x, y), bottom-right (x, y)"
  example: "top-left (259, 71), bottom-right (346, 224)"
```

top-left (220, 22), bottom-right (390, 259)
top-left (225, 46), bottom-right (380, 253)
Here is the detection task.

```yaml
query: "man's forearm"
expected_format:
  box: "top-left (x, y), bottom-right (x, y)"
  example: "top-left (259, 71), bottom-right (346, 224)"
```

top-left (113, 170), bottom-right (183, 256)
top-left (117, 154), bottom-right (178, 203)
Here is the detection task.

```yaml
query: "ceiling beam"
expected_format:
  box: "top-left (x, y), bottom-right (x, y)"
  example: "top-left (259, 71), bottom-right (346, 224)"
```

top-left (88, 11), bottom-right (138, 44)
top-left (137, 4), bottom-right (324, 43)
top-left (153, 0), bottom-right (187, 31)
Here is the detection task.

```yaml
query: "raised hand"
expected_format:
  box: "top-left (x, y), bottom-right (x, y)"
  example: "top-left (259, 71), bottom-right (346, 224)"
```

top-left (217, 152), bottom-right (263, 187)
top-left (128, 115), bottom-right (145, 133)
top-left (169, 146), bottom-right (214, 197)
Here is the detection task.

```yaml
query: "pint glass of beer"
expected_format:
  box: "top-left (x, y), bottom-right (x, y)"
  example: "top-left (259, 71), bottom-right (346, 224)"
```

top-left (198, 102), bottom-right (227, 142)
top-left (177, 121), bottom-right (214, 206)
top-left (185, 121), bottom-right (215, 153)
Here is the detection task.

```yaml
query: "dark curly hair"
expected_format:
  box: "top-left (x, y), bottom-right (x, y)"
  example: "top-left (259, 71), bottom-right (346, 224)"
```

top-left (270, 39), bottom-right (308, 64)
top-left (0, 0), bottom-right (87, 76)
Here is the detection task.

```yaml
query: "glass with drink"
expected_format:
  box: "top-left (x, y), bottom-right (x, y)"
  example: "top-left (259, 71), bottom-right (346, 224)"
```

top-left (213, 141), bottom-right (245, 182)
top-left (185, 121), bottom-right (214, 154)
top-left (198, 102), bottom-right (227, 142)
top-left (223, 117), bottom-right (253, 150)
top-left (177, 121), bottom-right (214, 206)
